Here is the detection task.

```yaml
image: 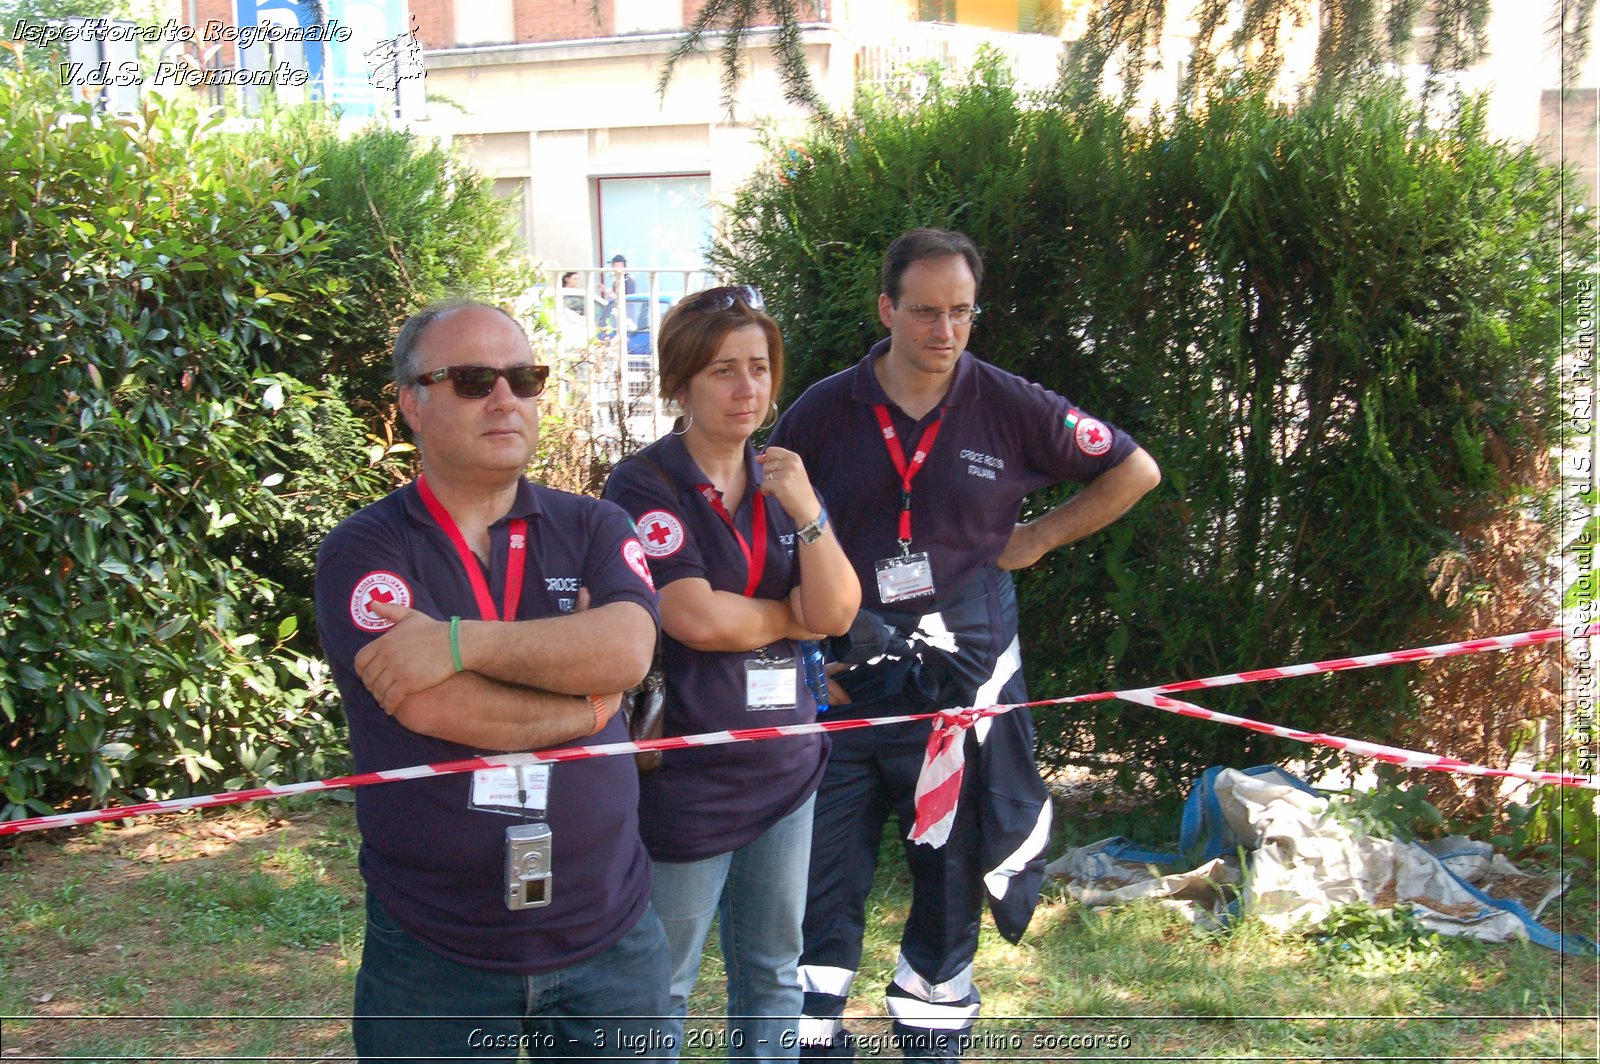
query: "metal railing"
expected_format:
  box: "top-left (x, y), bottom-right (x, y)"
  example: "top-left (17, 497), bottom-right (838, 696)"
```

top-left (531, 267), bottom-right (721, 452)
top-left (852, 20), bottom-right (1066, 96)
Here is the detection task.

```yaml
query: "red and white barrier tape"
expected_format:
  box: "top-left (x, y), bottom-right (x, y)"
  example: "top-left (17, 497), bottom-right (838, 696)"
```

top-left (1052, 624), bottom-right (1587, 705)
top-left (1117, 689), bottom-right (1594, 789)
top-left (1, 624), bottom-right (1591, 837)
top-left (0, 713), bottom-right (915, 837)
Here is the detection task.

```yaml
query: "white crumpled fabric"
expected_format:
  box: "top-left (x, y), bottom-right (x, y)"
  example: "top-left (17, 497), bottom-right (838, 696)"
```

top-left (1046, 768), bottom-right (1564, 942)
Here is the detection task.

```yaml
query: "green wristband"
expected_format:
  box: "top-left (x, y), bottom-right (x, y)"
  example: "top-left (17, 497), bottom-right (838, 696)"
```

top-left (449, 616), bottom-right (464, 673)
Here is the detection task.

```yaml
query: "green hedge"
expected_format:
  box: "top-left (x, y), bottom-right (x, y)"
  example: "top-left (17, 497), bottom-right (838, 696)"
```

top-left (716, 62), bottom-right (1585, 790)
top-left (238, 106), bottom-right (532, 409)
top-left (0, 47), bottom-right (540, 819)
top-left (0, 67), bottom-right (357, 816)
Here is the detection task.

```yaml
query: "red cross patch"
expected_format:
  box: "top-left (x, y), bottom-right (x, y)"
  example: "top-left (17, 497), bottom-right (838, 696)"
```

top-left (350, 571), bottom-right (413, 632)
top-left (636, 509), bottom-right (685, 558)
top-left (623, 539), bottom-right (656, 591)
top-left (1074, 416), bottom-right (1112, 457)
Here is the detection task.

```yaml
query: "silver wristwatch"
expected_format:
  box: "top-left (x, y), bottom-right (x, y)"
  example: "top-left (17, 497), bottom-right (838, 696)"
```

top-left (796, 506), bottom-right (829, 545)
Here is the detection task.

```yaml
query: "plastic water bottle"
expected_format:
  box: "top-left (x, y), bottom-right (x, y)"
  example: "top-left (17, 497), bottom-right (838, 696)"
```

top-left (800, 640), bottom-right (830, 714)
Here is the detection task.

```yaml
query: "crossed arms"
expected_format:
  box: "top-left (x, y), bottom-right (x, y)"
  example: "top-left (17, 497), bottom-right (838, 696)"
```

top-left (355, 597), bottom-right (655, 752)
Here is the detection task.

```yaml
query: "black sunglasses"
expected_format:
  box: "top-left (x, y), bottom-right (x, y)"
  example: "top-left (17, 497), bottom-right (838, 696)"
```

top-left (414, 363), bottom-right (550, 399)
top-left (685, 285), bottom-right (765, 313)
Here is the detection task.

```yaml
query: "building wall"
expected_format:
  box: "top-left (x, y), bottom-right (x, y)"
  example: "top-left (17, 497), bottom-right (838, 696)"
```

top-left (1119, 1), bottom-right (1600, 151)
top-left (1471, 2), bottom-right (1600, 146)
top-left (1538, 89), bottom-right (1600, 208)
top-left (407, 0), bottom-right (451, 48)
top-left (956, 0), bottom-right (1018, 32)
top-left (516, 0), bottom-right (621, 43)
top-left (419, 28), bottom-right (840, 270)
top-left (411, 0), bottom-right (624, 49)
top-left (170, 1), bottom-right (416, 117)
top-left (681, 0), bottom-right (830, 28)
top-left (406, 0), bottom-right (1593, 272)
top-left (409, 1), bottom-right (832, 49)
top-left (194, 0), bottom-right (239, 67)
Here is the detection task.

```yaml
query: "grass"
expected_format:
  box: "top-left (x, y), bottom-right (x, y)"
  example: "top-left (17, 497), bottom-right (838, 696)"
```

top-left (1, 801), bottom-right (360, 1061)
top-left (0, 795), bottom-right (1594, 1062)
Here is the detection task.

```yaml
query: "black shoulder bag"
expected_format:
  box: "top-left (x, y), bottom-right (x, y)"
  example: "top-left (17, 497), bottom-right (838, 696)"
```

top-left (618, 453), bottom-right (675, 775)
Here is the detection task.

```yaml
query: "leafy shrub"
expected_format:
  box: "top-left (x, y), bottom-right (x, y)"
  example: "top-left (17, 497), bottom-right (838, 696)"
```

top-left (223, 107), bottom-right (536, 655)
top-left (1309, 902), bottom-right (1451, 972)
top-left (715, 59), bottom-right (1586, 793)
top-left (1, 41), bottom-right (546, 818)
top-left (239, 105), bottom-right (533, 413)
top-left (1326, 773), bottom-right (1447, 844)
top-left (0, 62), bottom-right (366, 816)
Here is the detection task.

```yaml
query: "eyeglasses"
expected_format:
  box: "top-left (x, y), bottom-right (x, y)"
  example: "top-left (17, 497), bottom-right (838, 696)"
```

top-left (685, 285), bottom-right (765, 313)
top-left (414, 363), bottom-right (550, 399)
top-left (898, 303), bottom-right (981, 325)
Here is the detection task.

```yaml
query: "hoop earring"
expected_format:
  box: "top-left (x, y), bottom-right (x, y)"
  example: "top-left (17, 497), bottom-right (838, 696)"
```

top-left (670, 411), bottom-right (694, 436)
top-left (758, 400), bottom-right (779, 431)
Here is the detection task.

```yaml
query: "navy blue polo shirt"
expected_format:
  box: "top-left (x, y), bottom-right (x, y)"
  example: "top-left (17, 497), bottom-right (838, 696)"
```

top-left (769, 339), bottom-right (1141, 611)
top-left (603, 433), bottom-right (826, 863)
top-left (315, 477), bottom-right (659, 974)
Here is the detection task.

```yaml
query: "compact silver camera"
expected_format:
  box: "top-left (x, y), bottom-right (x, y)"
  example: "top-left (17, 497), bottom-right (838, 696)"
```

top-left (505, 822), bottom-right (553, 910)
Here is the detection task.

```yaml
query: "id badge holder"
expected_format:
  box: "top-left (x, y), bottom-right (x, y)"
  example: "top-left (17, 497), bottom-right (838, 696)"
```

top-left (470, 763), bottom-right (551, 817)
top-left (745, 650), bottom-right (797, 711)
top-left (875, 551), bottom-right (936, 604)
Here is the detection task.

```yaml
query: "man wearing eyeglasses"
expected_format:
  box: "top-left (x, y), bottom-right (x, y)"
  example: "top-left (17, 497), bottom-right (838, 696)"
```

top-left (770, 230), bottom-right (1160, 1063)
top-left (315, 299), bottom-right (671, 1061)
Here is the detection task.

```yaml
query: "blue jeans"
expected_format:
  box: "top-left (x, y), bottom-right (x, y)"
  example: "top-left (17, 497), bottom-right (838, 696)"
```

top-left (650, 794), bottom-right (815, 1061)
top-left (353, 892), bottom-right (672, 1062)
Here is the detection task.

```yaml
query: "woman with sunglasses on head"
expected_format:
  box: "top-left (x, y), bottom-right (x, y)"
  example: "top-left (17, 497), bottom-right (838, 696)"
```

top-left (603, 286), bottom-right (861, 1059)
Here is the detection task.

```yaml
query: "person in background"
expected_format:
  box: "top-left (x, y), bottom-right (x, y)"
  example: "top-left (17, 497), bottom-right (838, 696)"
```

top-left (771, 229), bottom-right (1160, 1062)
top-left (603, 285), bottom-right (861, 1060)
top-left (599, 254), bottom-right (637, 301)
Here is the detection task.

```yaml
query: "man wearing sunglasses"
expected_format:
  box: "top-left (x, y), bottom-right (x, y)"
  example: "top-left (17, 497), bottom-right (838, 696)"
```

top-left (315, 299), bottom-right (671, 1061)
top-left (770, 230), bottom-right (1160, 1063)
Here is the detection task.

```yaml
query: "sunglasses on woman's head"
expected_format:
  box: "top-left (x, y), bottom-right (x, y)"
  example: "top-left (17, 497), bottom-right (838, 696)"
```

top-left (414, 363), bottom-right (550, 399)
top-left (685, 285), bottom-right (765, 313)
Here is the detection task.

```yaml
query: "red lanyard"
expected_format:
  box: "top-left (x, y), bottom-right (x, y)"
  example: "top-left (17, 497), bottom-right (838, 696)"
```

top-left (417, 475), bottom-right (526, 621)
top-left (873, 404), bottom-right (947, 547)
top-left (697, 484), bottom-right (767, 597)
